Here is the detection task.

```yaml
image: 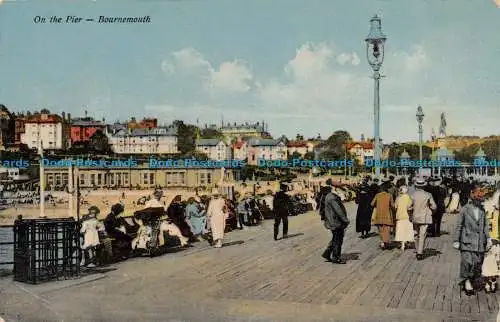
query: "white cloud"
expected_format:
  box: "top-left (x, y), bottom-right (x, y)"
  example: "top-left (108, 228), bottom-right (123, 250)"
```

top-left (337, 52), bottom-right (361, 66)
top-left (162, 49), bottom-right (253, 93)
top-left (209, 60), bottom-right (253, 93)
top-left (156, 42), bottom-right (486, 141)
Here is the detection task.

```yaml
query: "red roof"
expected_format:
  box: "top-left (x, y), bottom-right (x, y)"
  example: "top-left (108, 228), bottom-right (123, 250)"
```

top-left (232, 141), bottom-right (246, 149)
top-left (25, 114), bottom-right (62, 124)
top-left (346, 141), bottom-right (374, 150)
top-left (287, 141), bottom-right (308, 148)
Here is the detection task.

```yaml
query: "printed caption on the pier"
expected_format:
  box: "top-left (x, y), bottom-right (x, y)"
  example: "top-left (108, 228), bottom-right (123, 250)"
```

top-left (33, 15), bottom-right (152, 24)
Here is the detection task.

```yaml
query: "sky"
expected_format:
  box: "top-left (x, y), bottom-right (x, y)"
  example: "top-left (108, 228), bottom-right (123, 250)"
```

top-left (0, 0), bottom-right (499, 143)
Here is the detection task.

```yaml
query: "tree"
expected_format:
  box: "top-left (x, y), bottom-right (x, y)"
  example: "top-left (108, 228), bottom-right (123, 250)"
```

top-left (304, 151), bottom-right (315, 160)
top-left (174, 120), bottom-right (197, 155)
top-left (295, 134), bottom-right (304, 141)
top-left (319, 130), bottom-right (352, 159)
top-left (289, 151), bottom-right (302, 160)
top-left (200, 128), bottom-right (223, 139)
top-left (89, 130), bottom-right (112, 154)
top-left (40, 108), bottom-right (50, 114)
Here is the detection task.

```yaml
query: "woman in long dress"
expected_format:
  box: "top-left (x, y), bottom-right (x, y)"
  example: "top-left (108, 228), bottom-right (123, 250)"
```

top-left (447, 186), bottom-right (460, 214)
top-left (371, 183), bottom-right (394, 250)
top-left (394, 186), bottom-right (414, 251)
top-left (355, 183), bottom-right (373, 238)
top-left (207, 191), bottom-right (228, 248)
top-left (185, 196), bottom-right (207, 237)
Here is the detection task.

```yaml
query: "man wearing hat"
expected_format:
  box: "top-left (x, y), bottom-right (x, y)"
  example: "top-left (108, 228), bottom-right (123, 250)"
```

top-left (322, 180), bottom-right (349, 264)
top-left (453, 186), bottom-right (491, 295)
top-left (273, 182), bottom-right (292, 240)
top-left (428, 176), bottom-right (447, 237)
top-left (412, 177), bottom-right (437, 260)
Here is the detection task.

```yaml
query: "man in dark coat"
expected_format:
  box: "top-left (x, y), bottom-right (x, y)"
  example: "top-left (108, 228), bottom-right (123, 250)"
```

top-left (459, 178), bottom-right (473, 207)
top-left (273, 183), bottom-right (293, 240)
top-left (428, 177), bottom-right (447, 237)
top-left (322, 181), bottom-right (350, 264)
top-left (355, 183), bottom-right (373, 238)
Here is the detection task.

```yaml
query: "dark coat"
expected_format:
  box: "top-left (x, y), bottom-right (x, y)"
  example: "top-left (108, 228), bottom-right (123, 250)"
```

top-left (324, 192), bottom-right (349, 231)
top-left (355, 189), bottom-right (373, 232)
top-left (273, 191), bottom-right (292, 217)
top-left (453, 204), bottom-right (489, 253)
top-left (429, 185), bottom-right (447, 214)
top-left (167, 203), bottom-right (193, 237)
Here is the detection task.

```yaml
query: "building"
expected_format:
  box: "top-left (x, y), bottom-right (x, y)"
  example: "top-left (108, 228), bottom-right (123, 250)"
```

top-left (107, 122), bottom-right (127, 135)
top-left (346, 141), bottom-right (374, 164)
top-left (14, 115), bottom-right (27, 144)
top-left (0, 105), bottom-right (14, 149)
top-left (232, 138), bottom-right (248, 161)
top-left (127, 117), bottom-right (158, 129)
top-left (21, 112), bottom-right (64, 150)
top-left (247, 138), bottom-right (287, 165)
top-left (286, 141), bottom-right (312, 157)
top-left (219, 121), bottom-right (267, 139)
top-left (42, 165), bottom-right (231, 189)
top-left (195, 139), bottom-right (232, 160)
top-left (107, 126), bottom-right (178, 154)
top-left (70, 116), bottom-right (106, 143)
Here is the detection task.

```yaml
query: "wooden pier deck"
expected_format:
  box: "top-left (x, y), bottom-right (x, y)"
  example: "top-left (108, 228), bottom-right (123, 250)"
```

top-left (0, 202), bottom-right (498, 321)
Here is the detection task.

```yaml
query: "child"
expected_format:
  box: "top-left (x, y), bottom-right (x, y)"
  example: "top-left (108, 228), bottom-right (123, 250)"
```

top-left (482, 193), bottom-right (500, 293)
top-left (80, 206), bottom-right (104, 268)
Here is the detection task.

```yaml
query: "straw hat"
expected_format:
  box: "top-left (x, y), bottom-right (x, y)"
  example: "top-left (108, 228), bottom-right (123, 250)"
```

top-left (415, 178), bottom-right (427, 187)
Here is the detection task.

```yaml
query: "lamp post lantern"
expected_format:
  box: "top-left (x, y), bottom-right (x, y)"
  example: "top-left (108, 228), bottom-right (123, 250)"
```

top-left (416, 105), bottom-right (424, 165)
top-left (365, 15), bottom-right (386, 177)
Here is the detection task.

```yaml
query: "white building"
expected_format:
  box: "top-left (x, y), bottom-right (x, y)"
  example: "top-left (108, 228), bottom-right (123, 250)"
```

top-left (346, 141), bottom-right (374, 164)
top-left (232, 139), bottom-right (248, 160)
top-left (107, 126), bottom-right (178, 154)
top-left (195, 139), bottom-right (232, 160)
top-left (21, 113), bottom-right (64, 150)
top-left (247, 138), bottom-right (287, 165)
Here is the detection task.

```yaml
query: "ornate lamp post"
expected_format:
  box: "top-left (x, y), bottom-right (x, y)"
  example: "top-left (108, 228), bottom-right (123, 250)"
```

top-left (365, 15), bottom-right (387, 177)
top-left (416, 105), bottom-right (424, 167)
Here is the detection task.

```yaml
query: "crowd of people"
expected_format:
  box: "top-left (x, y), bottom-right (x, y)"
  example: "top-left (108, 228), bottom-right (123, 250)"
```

top-left (78, 173), bottom-right (500, 297)
top-left (316, 174), bottom-right (500, 296)
top-left (78, 187), bottom-right (290, 266)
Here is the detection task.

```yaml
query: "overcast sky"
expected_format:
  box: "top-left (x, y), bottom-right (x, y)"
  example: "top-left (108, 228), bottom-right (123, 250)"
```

top-left (0, 0), bottom-right (499, 142)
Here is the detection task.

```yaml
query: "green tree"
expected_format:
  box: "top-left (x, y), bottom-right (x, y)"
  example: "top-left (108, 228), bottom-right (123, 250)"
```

top-left (319, 130), bottom-right (352, 159)
top-left (174, 120), bottom-right (197, 155)
top-left (89, 130), bottom-right (112, 154)
top-left (304, 151), bottom-right (315, 160)
top-left (200, 128), bottom-right (223, 139)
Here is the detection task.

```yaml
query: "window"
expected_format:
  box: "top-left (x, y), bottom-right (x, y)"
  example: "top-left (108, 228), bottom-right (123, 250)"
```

top-left (90, 174), bottom-right (95, 186)
top-left (200, 173), bottom-right (206, 185)
top-left (166, 171), bottom-right (185, 186)
top-left (47, 174), bottom-right (54, 186)
top-left (55, 174), bottom-right (62, 186)
top-left (206, 172), bottom-right (212, 184)
top-left (62, 174), bottom-right (68, 186)
top-left (116, 173), bottom-right (122, 186)
top-left (150, 173), bottom-right (154, 185)
top-left (122, 173), bottom-right (129, 185)
top-left (79, 174), bottom-right (85, 185)
top-left (97, 174), bottom-right (102, 185)
top-left (108, 173), bottom-right (115, 185)
top-left (143, 172), bottom-right (155, 185)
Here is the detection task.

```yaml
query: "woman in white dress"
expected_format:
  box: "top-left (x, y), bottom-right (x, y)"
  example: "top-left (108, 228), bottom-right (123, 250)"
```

top-left (447, 186), bottom-right (460, 214)
top-left (394, 186), bottom-right (414, 251)
top-left (207, 190), bottom-right (228, 248)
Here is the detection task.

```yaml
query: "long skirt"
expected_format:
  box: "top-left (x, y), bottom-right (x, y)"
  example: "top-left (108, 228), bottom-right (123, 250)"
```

top-left (394, 219), bottom-right (414, 242)
top-left (188, 216), bottom-right (207, 236)
top-left (447, 193), bottom-right (460, 213)
top-left (460, 251), bottom-right (484, 282)
top-left (210, 213), bottom-right (226, 241)
top-left (482, 243), bottom-right (500, 277)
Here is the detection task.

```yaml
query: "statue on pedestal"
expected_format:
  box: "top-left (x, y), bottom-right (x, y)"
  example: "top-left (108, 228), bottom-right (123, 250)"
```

top-left (439, 113), bottom-right (446, 138)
